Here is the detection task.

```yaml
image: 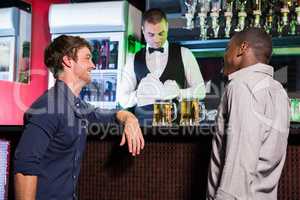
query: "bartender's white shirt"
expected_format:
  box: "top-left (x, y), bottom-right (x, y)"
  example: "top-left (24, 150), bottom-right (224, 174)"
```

top-left (119, 41), bottom-right (206, 108)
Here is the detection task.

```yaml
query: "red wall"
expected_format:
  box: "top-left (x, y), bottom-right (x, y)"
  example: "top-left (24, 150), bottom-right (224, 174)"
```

top-left (0, 0), bottom-right (69, 125)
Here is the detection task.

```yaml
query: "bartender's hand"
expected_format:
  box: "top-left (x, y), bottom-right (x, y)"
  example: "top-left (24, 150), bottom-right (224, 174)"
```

top-left (136, 73), bottom-right (163, 106)
top-left (162, 80), bottom-right (180, 100)
top-left (116, 110), bottom-right (144, 156)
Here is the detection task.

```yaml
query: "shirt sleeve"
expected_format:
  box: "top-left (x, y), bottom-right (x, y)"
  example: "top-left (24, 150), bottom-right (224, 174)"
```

top-left (214, 82), bottom-right (263, 199)
top-left (180, 47), bottom-right (206, 99)
top-left (14, 112), bottom-right (59, 176)
top-left (87, 107), bottom-right (118, 124)
top-left (118, 53), bottom-right (138, 108)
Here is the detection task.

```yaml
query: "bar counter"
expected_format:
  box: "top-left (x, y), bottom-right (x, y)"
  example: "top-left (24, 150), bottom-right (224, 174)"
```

top-left (77, 124), bottom-right (300, 200)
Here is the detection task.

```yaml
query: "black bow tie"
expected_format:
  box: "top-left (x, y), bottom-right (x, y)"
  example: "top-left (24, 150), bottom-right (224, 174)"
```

top-left (148, 47), bottom-right (164, 54)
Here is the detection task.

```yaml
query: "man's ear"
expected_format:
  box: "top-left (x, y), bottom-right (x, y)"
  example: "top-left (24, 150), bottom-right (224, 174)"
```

top-left (141, 26), bottom-right (145, 35)
top-left (237, 41), bottom-right (249, 56)
top-left (62, 55), bottom-right (72, 68)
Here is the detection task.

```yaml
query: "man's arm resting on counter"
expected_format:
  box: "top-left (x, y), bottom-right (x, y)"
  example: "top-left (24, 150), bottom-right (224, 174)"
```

top-left (116, 110), bottom-right (145, 156)
top-left (14, 173), bottom-right (37, 200)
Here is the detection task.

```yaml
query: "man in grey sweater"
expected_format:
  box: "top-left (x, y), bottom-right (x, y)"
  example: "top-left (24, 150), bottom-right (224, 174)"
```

top-left (207, 27), bottom-right (290, 200)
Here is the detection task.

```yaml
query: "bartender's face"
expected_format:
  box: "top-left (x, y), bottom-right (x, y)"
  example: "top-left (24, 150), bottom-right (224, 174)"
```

top-left (142, 19), bottom-right (168, 48)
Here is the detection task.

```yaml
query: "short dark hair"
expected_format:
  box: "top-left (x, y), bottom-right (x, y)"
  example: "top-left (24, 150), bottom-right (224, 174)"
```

top-left (142, 8), bottom-right (167, 26)
top-left (233, 27), bottom-right (272, 64)
top-left (44, 35), bottom-right (92, 78)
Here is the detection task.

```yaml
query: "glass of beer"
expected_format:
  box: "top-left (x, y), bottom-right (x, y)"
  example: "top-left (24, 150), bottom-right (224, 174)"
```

top-left (153, 99), bottom-right (177, 126)
top-left (180, 98), bottom-right (200, 126)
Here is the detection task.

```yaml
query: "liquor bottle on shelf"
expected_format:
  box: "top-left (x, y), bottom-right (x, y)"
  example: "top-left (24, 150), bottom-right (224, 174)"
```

top-left (287, 0), bottom-right (298, 35)
top-left (289, 15), bottom-right (298, 35)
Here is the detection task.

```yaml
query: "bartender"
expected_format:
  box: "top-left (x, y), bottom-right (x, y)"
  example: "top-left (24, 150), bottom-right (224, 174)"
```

top-left (119, 8), bottom-right (205, 112)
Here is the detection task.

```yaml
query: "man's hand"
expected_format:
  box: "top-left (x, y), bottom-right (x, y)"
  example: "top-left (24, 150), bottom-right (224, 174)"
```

top-left (116, 110), bottom-right (145, 156)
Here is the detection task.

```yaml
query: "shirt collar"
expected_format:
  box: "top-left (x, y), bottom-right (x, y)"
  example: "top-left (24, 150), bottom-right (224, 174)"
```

top-left (228, 63), bottom-right (274, 81)
top-left (55, 80), bottom-right (82, 105)
top-left (146, 40), bottom-right (169, 54)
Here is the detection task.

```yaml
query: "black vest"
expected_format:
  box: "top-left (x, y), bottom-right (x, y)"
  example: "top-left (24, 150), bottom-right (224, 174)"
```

top-left (134, 43), bottom-right (187, 89)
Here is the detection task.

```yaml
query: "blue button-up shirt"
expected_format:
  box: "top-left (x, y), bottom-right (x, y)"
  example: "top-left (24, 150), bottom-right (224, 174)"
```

top-left (14, 80), bottom-right (117, 200)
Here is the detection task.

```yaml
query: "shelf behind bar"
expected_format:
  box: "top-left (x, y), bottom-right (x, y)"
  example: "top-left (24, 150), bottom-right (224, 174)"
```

top-left (174, 36), bottom-right (300, 58)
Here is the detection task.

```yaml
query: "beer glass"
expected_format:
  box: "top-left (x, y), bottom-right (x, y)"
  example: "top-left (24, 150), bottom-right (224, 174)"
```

top-left (153, 100), bottom-right (177, 126)
top-left (179, 98), bottom-right (201, 126)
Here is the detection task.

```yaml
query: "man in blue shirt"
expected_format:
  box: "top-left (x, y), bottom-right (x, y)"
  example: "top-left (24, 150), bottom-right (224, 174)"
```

top-left (14, 35), bottom-right (145, 200)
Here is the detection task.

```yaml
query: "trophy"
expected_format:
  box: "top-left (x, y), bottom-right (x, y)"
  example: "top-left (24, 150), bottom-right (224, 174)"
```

top-left (184, 0), bottom-right (197, 29)
top-left (253, 0), bottom-right (262, 28)
top-left (224, 0), bottom-right (233, 38)
top-left (235, 0), bottom-right (248, 32)
top-left (210, 0), bottom-right (221, 38)
top-left (281, 2), bottom-right (289, 26)
top-left (278, 0), bottom-right (290, 36)
top-left (198, 0), bottom-right (210, 39)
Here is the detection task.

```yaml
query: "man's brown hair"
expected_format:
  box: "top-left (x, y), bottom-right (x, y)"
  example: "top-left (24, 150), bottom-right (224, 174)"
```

top-left (44, 35), bottom-right (92, 78)
top-left (142, 8), bottom-right (167, 26)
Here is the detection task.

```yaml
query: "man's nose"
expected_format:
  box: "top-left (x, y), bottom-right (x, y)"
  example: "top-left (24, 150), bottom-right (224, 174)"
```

top-left (90, 60), bottom-right (96, 69)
